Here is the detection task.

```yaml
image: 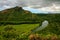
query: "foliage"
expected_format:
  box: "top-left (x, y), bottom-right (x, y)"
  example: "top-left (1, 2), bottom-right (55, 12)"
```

top-left (0, 7), bottom-right (60, 40)
top-left (0, 24), bottom-right (39, 40)
top-left (0, 26), bottom-right (19, 40)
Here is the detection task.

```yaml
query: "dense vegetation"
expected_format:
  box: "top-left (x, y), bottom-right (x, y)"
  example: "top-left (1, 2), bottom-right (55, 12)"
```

top-left (0, 6), bottom-right (60, 40)
top-left (0, 7), bottom-right (60, 23)
top-left (0, 25), bottom-right (60, 40)
top-left (0, 24), bottom-right (39, 40)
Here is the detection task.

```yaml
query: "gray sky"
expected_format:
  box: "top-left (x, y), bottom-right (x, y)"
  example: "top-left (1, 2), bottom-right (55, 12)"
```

top-left (0, 0), bottom-right (60, 8)
top-left (0, 0), bottom-right (60, 13)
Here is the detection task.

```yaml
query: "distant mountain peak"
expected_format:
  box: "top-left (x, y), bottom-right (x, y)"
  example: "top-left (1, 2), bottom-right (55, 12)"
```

top-left (0, 6), bottom-right (31, 14)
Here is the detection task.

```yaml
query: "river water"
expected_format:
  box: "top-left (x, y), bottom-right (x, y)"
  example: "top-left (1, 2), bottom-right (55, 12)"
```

top-left (33, 20), bottom-right (49, 32)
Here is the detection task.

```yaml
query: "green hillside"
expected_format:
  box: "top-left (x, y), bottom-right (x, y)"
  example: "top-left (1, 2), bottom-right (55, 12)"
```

top-left (0, 6), bottom-right (60, 23)
top-left (0, 7), bottom-right (60, 40)
top-left (0, 7), bottom-right (60, 35)
top-left (0, 24), bottom-right (39, 33)
top-left (0, 7), bottom-right (32, 22)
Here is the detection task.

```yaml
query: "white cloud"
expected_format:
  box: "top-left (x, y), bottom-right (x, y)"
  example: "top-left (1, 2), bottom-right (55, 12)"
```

top-left (0, 0), bottom-right (60, 13)
top-left (38, 4), bottom-right (60, 13)
top-left (3, 5), bottom-right (11, 8)
top-left (23, 4), bottom-right (60, 13)
top-left (0, 0), bottom-right (60, 7)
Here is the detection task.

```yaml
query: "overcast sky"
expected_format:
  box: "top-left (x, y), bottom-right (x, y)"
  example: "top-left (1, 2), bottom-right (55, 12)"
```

top-left (0, 0), bottom-right (60, 7)
top-left (0, 0), bottom-right (60, 13)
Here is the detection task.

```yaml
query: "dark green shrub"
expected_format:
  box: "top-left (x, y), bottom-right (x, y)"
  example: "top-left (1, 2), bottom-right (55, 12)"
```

top-left (1, 26), bottom-right (19, 40)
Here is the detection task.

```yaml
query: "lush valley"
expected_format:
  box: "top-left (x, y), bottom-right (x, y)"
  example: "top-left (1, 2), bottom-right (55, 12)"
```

top-left (0, 7), bottom-right (60, 40)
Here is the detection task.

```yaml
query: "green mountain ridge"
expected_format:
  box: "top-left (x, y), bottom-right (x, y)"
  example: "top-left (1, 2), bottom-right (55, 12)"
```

top-left (0, 7), bottom-right (60, 34)
top-left (0, 7), bottom-right (32, 22)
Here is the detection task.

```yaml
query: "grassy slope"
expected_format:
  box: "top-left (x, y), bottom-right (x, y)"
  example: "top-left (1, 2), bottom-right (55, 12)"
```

top-left (0, 24), bottom-right (39, 34)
